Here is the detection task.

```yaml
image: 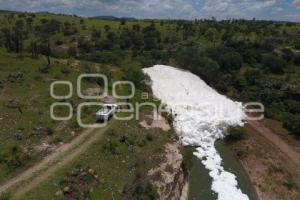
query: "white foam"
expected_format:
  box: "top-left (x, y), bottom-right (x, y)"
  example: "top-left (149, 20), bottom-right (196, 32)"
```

top-left (143, 65), bottom-right (249, 200)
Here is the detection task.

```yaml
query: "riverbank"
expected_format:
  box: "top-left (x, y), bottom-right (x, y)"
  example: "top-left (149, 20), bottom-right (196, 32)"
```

top-left (227, 120), bottom-right (300, 200)
top-left (188, 141), bottom-right (257, 200)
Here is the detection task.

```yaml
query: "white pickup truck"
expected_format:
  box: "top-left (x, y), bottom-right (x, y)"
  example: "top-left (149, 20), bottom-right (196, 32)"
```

top-left (96, 104), bottom-right (118, 122)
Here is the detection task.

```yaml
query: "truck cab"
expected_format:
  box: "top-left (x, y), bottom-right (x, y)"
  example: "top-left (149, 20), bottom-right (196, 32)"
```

top-left (96, 104), bottom-right (118, 122)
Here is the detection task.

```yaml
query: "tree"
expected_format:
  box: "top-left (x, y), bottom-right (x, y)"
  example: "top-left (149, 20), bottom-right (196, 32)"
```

top-left (91, 28), bottom-right (101, 40)
top-left (176, 47), bottom-right (202, 71)
top-left (227, 126), bottom-right (246, 141)
top-left (132, 24), bottom-right (141, 32)
top-left (78, 36), bottom-right (93, 53)
top-left (29, 40), bottom-right (39, 58)
top-left (1, 20), bottom-right (26, 55)
top-left (294, 54), bottom-right (300, 66)
top-left (284, 100), bottom-right (300, 114)
top-left (242, 48), bottom-right (261, 64)
top-left (38, 42), bottom-right (51, 67)
top-left (79, 18), bottom-right (84, 24)
top-left (281, 48), bottom-right (294, 62)
top-left (204, 28), bottom-right (218, 45)
top-left (193, 57), bottom-right (220, 84)
top-left (36, 19), bottom-right (61, 38)
top-left (295, 39), bottom-right (300, 50)
top-left (262, 54), bottom-right (286, 74)
top-left (104, 25), bottom-right (110, 32)
top-left (143, 24), bottom-right (161, 50)
top-left (283, 114), bottom-right (300, 136)
top-left (131, 32), bottom-right (144, 50)
top-left (1, 27), bottom-right (13, 52)
top-left (26, 17), bottom-right (33, 27)
top-left (120, 29), bottom-right (132, 50)
top-left (219, 52), bottom-right (243, 70)
top-left (67, 46), bottom-right (77, 57)
top-left (120, 19), bottom-right (126, 25)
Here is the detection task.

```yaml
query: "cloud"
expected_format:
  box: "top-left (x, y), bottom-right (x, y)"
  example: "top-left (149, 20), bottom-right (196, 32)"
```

top-left (201, 0), bottom-right (282, 19)
top-left (0, 0), bottom-right (299, 21)
top-left (1, 0), bottom-right (199, 19)
top-left (292, 0), bottom-right (300, 8)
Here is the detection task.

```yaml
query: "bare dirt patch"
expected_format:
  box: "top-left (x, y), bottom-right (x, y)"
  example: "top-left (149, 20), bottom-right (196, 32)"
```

top-left (139, 113), bottom-right (171, 132)
top-left (83, 87), bottom-right (103, 96)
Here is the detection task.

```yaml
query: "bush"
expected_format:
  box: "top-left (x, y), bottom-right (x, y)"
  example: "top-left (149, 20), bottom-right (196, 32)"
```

top-left (283, 114), bottom-right (300, 136)
top-left (102, 142), bottom-right (121, 155)
top-left (283, 177), bottom-right (297, 190)
top-left (146, 134), bottom-right (153, 141)
top-left (67, 46), bottom-right (77, 57)
top-left (284, 100), bottom-right (300, 114)
top-left (294, 54), bottom-right (300, 66)
top-left (219, 52), bottom-right (243, 70)
top-left (132, 183), bottom-right (157, 200)
top-left (0, 192), bottom-right (11, 200)
top-left (61, 66), bottom-right (71, 74)
top-left (176, 47), bottom-right (202, 71)
top-left (295, 39), bottom-right (300, 50)
top-left (227, 126), bottom-right (245, 141)
top-left (281, 48), bottom-right (294, 62)
top-left (5, 145), bottom-right (31, 169)
top-left (192, 57), bottom-right (220, 84)
top-left (243, 49), bottom-right (261, 64)
top-left (46, 127), bottom-right (54, 135)
top-left (181, 147), bottom-right (194, 173)
top-left (262, 54), bottom-right (287, 74)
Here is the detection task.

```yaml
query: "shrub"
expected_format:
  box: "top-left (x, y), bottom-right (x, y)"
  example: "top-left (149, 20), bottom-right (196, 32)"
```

top-left (294, 54), bottom-right (300, 66)
top-left (243, 48), bottom-right (261, 64)
top-left (132, 183), bottom-right (157, 200)
top-left (46, 127), bottom-right (54, 135)
top-left (281, 48), bottom-right (294, 62)
top-left (283, 177), bottom-right (297, 190)
top-left (219, 52), bottom-right (243, 70)
top-left (146, 134), bottom-right (153, 141)
top-left (262, 54), bottom-right (287, 74)
top-left (227, 126), bottom-right (245, 141)
top-left (0, 192), bottom-right (11, 200)
top-left (102, 142), bottom-right (121, 155)
top-left (61, 66), bottom-right (71, 74)
top-left (181, 147), bottom-right (194, 173)
top-left (283, 114), bottom-right (300, 136)
top-left (5, 145), bottom-right (31, 169)
top-left (67, 46), bottom-right (77, 57)
top-left (192, 57), bottom-right (220, 84)
top-left (295, 39), bottom-right (300, 50)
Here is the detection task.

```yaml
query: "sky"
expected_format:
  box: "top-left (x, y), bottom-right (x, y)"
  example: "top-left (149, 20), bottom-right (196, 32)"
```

top-left (1, 0), bottom-right (300, 22)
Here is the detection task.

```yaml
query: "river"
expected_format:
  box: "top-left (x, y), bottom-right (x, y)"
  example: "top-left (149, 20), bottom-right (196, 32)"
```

top-left (189, 141), bottom-right (257, 200)
top-left (143, 65), bottom-right (256, 200)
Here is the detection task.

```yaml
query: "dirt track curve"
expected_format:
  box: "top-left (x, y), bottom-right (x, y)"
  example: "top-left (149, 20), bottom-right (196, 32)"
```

top-left (0, 124), bottom-right (110, 199)
top-left (247, 120), bottom-right (300, 167)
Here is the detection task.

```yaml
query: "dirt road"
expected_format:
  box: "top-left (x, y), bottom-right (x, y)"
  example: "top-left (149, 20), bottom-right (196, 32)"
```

top-left (0, 124), bottom-right (111, 199)
top-left (247, 120), bottom-right (300, 167)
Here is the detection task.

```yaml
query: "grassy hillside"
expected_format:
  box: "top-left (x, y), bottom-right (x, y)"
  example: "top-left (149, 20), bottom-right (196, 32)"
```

top-left (0, 10), bottom-right (300, 199)
top-left (0, 47), bottom-right (176, 199)
top-left (0, 48), bottom-right (124, 181)
top-left (0, 11), bottom-right (299, 133)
